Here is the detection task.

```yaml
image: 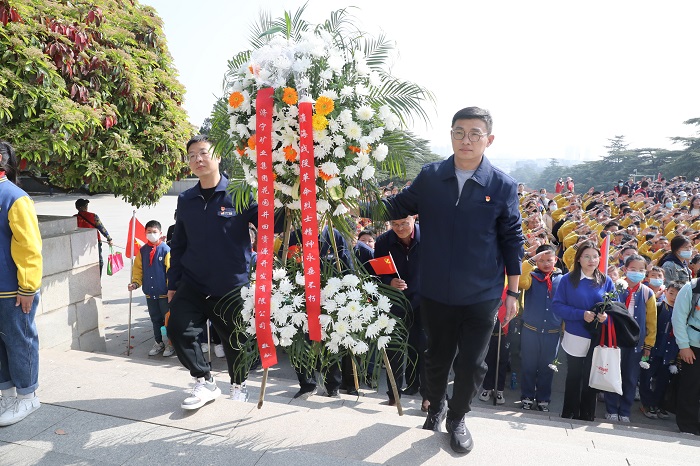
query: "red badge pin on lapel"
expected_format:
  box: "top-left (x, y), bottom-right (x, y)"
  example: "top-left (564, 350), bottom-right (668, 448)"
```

top-left (485, 196), bottom-right (491, 202)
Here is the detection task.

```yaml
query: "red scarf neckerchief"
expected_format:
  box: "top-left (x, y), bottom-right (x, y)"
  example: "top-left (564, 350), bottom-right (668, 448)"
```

top-left (147, 240), bottom-right (162, 266)
top-left (0, 170), bottom-right (5, 178)
top-left (532, 270), bottom-right (553, 295)
top-left (625, 282), bottom-right (641, 308)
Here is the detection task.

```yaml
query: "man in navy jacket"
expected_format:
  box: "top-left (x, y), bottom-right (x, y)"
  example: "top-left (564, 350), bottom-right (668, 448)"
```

top-left (383, 107), bottom-right (524, 454)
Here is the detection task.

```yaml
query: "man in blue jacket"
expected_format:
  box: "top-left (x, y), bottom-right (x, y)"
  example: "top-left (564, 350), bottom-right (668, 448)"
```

top-left (383, 107), bottom-right (524, 454)
top-left (167, 135), bottom-right (264, 410)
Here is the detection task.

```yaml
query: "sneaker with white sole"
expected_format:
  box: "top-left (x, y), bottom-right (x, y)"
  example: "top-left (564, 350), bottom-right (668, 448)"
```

top-left (163, 342), bottom-right (175, 357)
top-left (200, 343), bottom-right (209, 354)
top-left (521, 397), bottom-right (533, 410)
top-left (148, 342), bottom-right (165, 356)
top-left (0, 395), bottom-right (40, 426)
top-left (537, 401), bottom-right (550, 412)
top-left (495, 391), bottom-right (505, 405)
top-left (214, 344), bottom-right (225, 358)
top-left (230, 383), bottom-right (249, 402)
top-left (0, 395), bottom-right (16, 417)
top-left (605, 412), bottom-right (619, 422)
top-left (181, 377), bottom-right (221, 410)
top-left (619, 415), bottom-right (631, 423)
top-left (478, 390), bottom-right (492, 402)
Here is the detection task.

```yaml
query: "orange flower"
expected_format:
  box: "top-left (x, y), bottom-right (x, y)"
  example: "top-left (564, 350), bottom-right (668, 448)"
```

top-left (228, 91), bottom-right (244, 108)
top-left (283, 145), bottom-right (297, 162)
top-left (236, 147), bottom-right (246, 157)
top-left (348, 145), bottom-right (361, 153)
top-left (312, 114), bottom-right (328, 131)
top-left (319, 170), bottom-right (335, 181)
top-left (315, 96), bottom-right (334, 116)
top-left (247, 137), bottom-right (256, 150)
top-left (282, 87), bottom-right (298, 105)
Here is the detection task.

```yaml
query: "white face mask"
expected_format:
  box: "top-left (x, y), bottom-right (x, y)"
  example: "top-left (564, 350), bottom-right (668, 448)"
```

top-left (146, 232), bottom-right (160, 243)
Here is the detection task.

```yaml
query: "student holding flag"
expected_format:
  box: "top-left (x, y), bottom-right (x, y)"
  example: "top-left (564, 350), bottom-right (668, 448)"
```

top-left (381, 107), bottom-right (524, 454)
top-left (373, 215), bottom-right (426, 409)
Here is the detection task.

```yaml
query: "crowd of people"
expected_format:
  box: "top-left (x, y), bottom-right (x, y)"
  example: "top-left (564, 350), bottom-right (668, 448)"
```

top-left (2, 104), bottom-right (699, 455)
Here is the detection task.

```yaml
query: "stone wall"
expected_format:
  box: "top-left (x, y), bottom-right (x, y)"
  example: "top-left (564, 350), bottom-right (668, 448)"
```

top-left (37, 215), bottom-right (106, 352)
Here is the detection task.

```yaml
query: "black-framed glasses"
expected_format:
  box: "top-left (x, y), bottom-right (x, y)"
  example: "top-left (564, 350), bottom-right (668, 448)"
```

top-left (188, 149), bottom-right (212, 161)
top-left (451, 129), bottom-right (488, 142)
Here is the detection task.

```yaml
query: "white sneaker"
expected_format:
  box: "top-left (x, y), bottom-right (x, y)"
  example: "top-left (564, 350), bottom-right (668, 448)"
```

top-left (0, 395), bottom-right (16, 416)
top-left (0, 395), bottom-right (40, 426)
top-left (200, 343), bottom-right (209, 354)
top-left (214, 344), bottom-right (225, 358)
top-left (181, 377), bottom-right (221, 410)
top-left (163, 342), bottom-right (175, 357)
top-left (495, 391), bottom-right (505, 405)
top-left (605, 412), bottom-right (619, 422)
top-left (478, 390), bottom-right (492, 402)
top-left (619, 416), bottom-right (631, 423)
top-left (148, 342), bottom-right (165, 356)
top-left (230, 383), bottom-right (249, 402)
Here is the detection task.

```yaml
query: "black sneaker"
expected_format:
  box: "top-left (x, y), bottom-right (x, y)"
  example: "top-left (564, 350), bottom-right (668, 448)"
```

top-left (292, 387), bottom-right (317, 400)
top-left (326, 389), bottom-right (340, 398)
top-left (655, 407), bottom-right (670, 419)
top-left (446, 414), bottom-right (474, 454)
top-left (422, 401), bottom-right (447, 432)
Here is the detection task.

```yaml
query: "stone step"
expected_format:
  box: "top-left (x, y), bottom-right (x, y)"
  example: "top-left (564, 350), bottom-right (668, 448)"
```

top-left (20, 348), bottom-right (698, 465)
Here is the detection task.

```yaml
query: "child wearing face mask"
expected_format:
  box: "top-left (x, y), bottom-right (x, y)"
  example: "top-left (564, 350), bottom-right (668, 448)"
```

top-left (128, 220), bottom-right (173, 357)
top-left (645, 266), bottom-right (666, 301)
top-left (603, 255), bottom-right (657, 423)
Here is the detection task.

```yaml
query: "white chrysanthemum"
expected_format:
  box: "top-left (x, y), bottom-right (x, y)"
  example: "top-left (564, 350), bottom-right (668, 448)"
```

top-left (369, 127), bottom-right (384, 141)
top-left (229, 114), bottom-right (238, 128)
top-left (326, 342), bottom-right (340, 354)
top-left (320, 89), bottom-right (338, 100)
top-left (277, 278), bottom-right (294, 295)
top-left (327, 53), bottom-right (345, 73)
top-left (334, 320), bottom-right (349, 335)
top-left (280, 325), bottom-right (296, 340)
top-left (349, 318), bottom-right (364, 332)
top-left (319, 314), bottom-right (333, 330)
top-left (340, 85), bottom-right (354, 98)
top-left (240, 285), bottom-right (251, 300)
top-left (344, 186), bottom-right (361, 199)
top-left (385, 113), bottom-right (401, 131)
top-left (369, 71), bottom-right (382, 87)
top-left (273, 268), bottom-right (287, 280)
top-left (346, 300), bottom-right (361, 316)
top-left (324, 299), bottom-right (338, 313)
top-left (316, 199), bottom-right (330, 213)
top-left (342, 274), bottom-right (361, 288)
top-left (343, 165), bottom-right (360, 177)
top-left (292, 294), bottom-right (305, 309)
top-left (357, 105), bottom-right (374, 121)
top-left (347, 288), bottom-right (363, 302)
top-left (295, 272), bottom-right (305, 286)
top-left (362, 281), bottom-right (379, 296)
top-left (241, 306), bottom-right (253, 323)
top-left (341, 335), bottom-right (356, 348)
top-left (245, 323), bottom-right (256, 336)
top-left (355, 84), bottom-right (369, 97)
top-left (365, 322), bottom-right (380, 339)
top-left (320, 161), bottom-right (340, 177)
top-left (327, 118), bottom-right (341, 133)
top-left (319, 68), bottom-right (333, 80)
top-left (326, 177), bottom-right (341, 188)
top-left (378, 105), bottom-right (393, 120)
top-left (333, 147), bottom-right (346, 158)
top-left (353, 341), bottom-right (369, 355)
top-left (275, 181), bottom-right (293, 196)
top-left (291, 312), bottom-right (306, 327)
top-left (362, 165), bottom-right (376, 180)
top-left (279, 337), bottom-right (292, 347)
top-left (287, 200), bottom-right (301, 210)
top-left (377, 335), bottom-right (391, 349)
top-left (361, 305), bottom-right (375, 321)
top-left (334, 291), bottom-right (348, 305)
top-left (356, 152), bottom-right (370, 168)
top-left (377, 314), bottom-right (390, 329)
top-left (236, 123), bottom-right (251, 139)
top-left (274, 198), bottom-right (283, 208)
top-left (372, 143), bottom-right (389, 162)
top-left (343, 121), bottom-right (362, 140)
top-left (386, 318), bottom-right (397, 334)
top-left (377, 294), bottom-right (392, 312)
top-left (338, 109), bottom-right (353, 124)
top-left (333, 204), bottom-right (348, 216)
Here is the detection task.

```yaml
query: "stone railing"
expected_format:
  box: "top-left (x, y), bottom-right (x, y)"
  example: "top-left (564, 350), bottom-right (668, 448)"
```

top-left (37, 215), bottom-right (106, 352)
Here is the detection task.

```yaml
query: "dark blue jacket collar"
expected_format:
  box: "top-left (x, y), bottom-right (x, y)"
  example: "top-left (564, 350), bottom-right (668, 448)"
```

top-left (183, 174), bottom-right (228, 199)
top-left (438, 154), bottom-right (494, 187)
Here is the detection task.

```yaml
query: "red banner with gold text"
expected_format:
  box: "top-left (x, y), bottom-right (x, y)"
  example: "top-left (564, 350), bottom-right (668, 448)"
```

top-left (298, 101), bottom-right (322, 341)
top-left (254, 87), bottom-right (278, 367)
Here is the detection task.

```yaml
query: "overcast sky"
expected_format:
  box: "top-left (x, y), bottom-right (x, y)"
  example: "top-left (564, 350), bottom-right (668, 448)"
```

top-left (141, 0), bottom-right (700, 161)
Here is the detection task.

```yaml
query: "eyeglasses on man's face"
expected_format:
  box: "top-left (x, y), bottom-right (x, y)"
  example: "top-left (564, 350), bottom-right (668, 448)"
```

top-left (451, 129), bottom-right (489, 142)
top-left (188, 150), bottom-right (212, 161)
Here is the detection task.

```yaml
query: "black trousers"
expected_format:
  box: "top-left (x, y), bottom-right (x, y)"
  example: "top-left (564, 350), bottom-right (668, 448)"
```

top-left (386, 305), bottom-right (427, 400)
top-left (562, 348), bottom-right (598, 421)
top-left (421, 297), bottom-right (500, 418)
top-left (167, 281), bottom-right (248, 384)
top-left (676, 346), bottom-right (700, 435)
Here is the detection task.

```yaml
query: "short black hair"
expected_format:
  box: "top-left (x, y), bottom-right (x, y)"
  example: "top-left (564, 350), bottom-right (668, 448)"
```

top-left (536, 243), bottom-right (556, 255)
top-left (451, 107), bottom-right (493, 133)
top-left (0, 140), bottom-right (19, 184)
top-left (357, 229), bottom-right (375, 240)
top-left (186, 134), bottom-right (214, 152)
top-left (668, 280), bottom-right (685, 292)
top-left (145, 220), bottom-right (162, 230)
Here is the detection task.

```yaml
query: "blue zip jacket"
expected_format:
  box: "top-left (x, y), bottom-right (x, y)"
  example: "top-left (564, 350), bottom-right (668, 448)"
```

top-left (135, 242), bottom-right (170, 298)
top-left (383, 155), bottom-right (524, 306)
top-left (374, 224), bottom-right (421, 310)
top-left (522, 268), bottom-right (563, 333)
top-left (552, 273), bottom-right (616, 339)
top-left (652, 301), bottom-right (679, 365)
top-left (168, 176), bottom-right (257, 297)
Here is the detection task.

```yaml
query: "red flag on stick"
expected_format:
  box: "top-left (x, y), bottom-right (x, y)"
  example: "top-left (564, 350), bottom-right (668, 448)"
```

top-left (369, 255), bottom-right (398, 275)
top-left (126, 216), bottom-right (147, 258)
top-left (598, 234), bottom-right (610, 275)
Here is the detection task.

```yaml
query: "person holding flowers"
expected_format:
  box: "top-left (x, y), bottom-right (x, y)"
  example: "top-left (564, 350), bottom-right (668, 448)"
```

top-left (382, 107), bottom-right (524, 454)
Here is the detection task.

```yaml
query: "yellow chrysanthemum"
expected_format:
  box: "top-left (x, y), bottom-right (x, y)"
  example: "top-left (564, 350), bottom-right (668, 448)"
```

top-left (312, 114), bottom-right (328, 131)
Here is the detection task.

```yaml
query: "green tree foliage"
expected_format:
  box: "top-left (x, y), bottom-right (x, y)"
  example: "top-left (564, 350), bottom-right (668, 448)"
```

top-left (0, 0), bottom-right (192, 206)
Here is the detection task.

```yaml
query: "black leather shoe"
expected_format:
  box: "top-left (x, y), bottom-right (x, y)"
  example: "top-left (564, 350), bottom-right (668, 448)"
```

top-left (402, 385), bottom-right (420, 396)
top-left (422, 401), bottom-right (446, 432)
top-left (446, 415), bottom-right (473, 454)
top-left (326, 389), bottom-right (340, 398)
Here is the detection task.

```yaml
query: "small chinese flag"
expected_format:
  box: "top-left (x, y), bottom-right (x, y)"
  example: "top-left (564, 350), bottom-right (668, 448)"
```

top-left (598, 234), bottom-right (610, 276)
top-left (126, 216), bottom-right (147, 258)
top-left (369, 255), bottom-right (398, 275)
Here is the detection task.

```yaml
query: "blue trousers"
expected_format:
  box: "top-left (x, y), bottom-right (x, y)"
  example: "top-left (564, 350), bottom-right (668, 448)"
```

top-left (638, 355), bottom-right (672, 408)
top-left (0, 294), bottom-right (40, 395)
top-left (146, 297), bottom-right (169, 343)
top-left (520, 328), bottom-right (560, 402)
top-left (604, 347), bottom-right (642, 417)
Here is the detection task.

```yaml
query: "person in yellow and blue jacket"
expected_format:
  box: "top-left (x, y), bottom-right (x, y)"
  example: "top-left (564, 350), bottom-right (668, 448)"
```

top-left (0, 141), bottom-right (43, 427)
top-left (128, 220), bottom-right (172, 357)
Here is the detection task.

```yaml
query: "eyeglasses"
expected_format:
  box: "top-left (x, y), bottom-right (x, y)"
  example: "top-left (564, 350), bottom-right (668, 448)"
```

top-left (451, 129), bottom-right (489, 142)
top-left (188, 150), bottom-right (212, 161)
top-left (580, 255), bottom-right (599, 261)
